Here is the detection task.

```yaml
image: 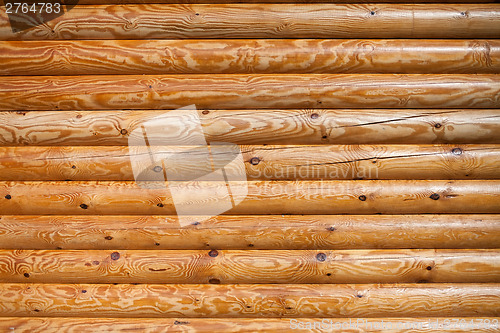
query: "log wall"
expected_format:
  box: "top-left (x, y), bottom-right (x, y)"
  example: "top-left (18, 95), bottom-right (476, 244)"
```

top-left (0, 0), bottom-right (499, 331)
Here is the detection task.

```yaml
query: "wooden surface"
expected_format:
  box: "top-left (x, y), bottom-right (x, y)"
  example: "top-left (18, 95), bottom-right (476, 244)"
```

top-left (1, 180), bottom-right (499, 215)
top-left (1, 39), bottom-right (498, 75)
top-left (1, 0), bottom-right (499, 329)
top-left (1, 4), bottom-right (499, 40)
top-left (2, 317), bottom-right (500, 333)
top-left (2, 109), bottom-right (500, 146)
top-left (0, 283), bottom-right (498, 318)
top-left (0, 74), bottom-right (499, 110)
top-left (0, 145), bottom-right (499, 181)
top-left (0, 215), bottom-right (499, 250)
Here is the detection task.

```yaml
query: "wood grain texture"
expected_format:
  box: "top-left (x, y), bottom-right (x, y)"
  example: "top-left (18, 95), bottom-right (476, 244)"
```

top-left (0, 145), bottom-right (499, 181)
top-left (1, 317), bottom-right (499, 333)
top-left (0, 215), bottom-right (499, 250)
top-left (0, 249), bottom-right (498, 284)
top-left (1, 39), bottom-right (498, 75)
top-left (2, 109), bottom-right (500, 146)
top-left (0, 180), bottom-right (499, 215)
top-left (0, 74), bottom-right (499, 111)
top-left (0, 283), bottom-right (498, 318)
top-left (1, 4), bottom-right (499, 40)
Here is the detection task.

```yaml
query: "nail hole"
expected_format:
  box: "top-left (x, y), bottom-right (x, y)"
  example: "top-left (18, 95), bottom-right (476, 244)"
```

top-left (120, 129), bottom-right (128, 135)
top-left (24, 273), bottom-right (30, 278)
top-left (157, 203), bottom-right (164, 207)
top-left (80, 204), bottom-right (88, 209)
top-left (250, 157), bottom-right (260, 165)
top-left (434, 123), bottom-right (442, 129)
top-left (326, 273), bottom-right (332, 276)
top-left (310, 113), bottom-right (319, 119)
top-left (104, 236), bottom-right (113, 240)
top-left (4, 195), bottom-right (11, 200)
top-left (202, 110), bottom-right (209, 115)
top-left (110, 252), bottom-right (120, 260)
top-left (195, 13), bottom-right (200, 16)
top-left (71, 165), bottom-right (76, 169)
top-left (370, 11), bottom-right (375, 15)
top-left (426, 266), bottom-right (433, 270)
top-left (358, 195), bottom-right (367, 201)
top-left (316, 252), bottom-right (327, 262)
top-left (322, 135), bottom-right (328, 139)
top-left (153, 166), bottom-right (163, 172)
top-left (248, 244), bottom-right (254, 247)
top-left (452, 148), bottom-right (463, 155)
top-left (209, 250), bottom-right (219, 257)
top-left (356, 294), bottom-right (363, 298)
top-left (192, 221), bottom-right (200, 226)
top-left (430, 193), bottom-right (440, 200)
top-left (328, 226), bottom-right (335, 231)
top-left (82, 290), bottom-right (87, 293)
top-left (155, 242), bottom-right (160, 246)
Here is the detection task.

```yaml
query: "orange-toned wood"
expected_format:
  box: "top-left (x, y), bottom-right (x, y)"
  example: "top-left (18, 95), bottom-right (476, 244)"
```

top-left (0, 283), bottom-right (498, 318)
top-left (0, 215), bottom-right (499, 250)
top-left (1, 317), bottom-right (499, 333)
top-left (1, 109), bottom-right (499, 146)
top-left (0, 39), bottom-right (498, 75)
top-left (0, 145), bottom-right (498, 181)
top-left (0, 249), bottom-right (498, 284)
top-left (0, 180), bottom-right (499, 215)
top-left (1, 4), bottom-right (499, 40)
top-left (0, 75), bottom-right (499, 111)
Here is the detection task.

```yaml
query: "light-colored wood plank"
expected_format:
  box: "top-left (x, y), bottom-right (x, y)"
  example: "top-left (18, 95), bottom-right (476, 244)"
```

top-left (0, 283), bottom-right (498, 318)
top-left (0, 215), bottom-right (498, 250)
top-left (1, 4), bottom-right (499, 40)
top-left (0, 180), bottom-right (499, 215)
top-left (1, 317), bottom-right (499, 332)
top-left (2, 109), bottom-right (499, 146)
top-left (1, 74), bottom-right (499, 111)
top-left (1, 39), bottom-right (498, 75)
top-left (0, 249), bottom-right (498, 284)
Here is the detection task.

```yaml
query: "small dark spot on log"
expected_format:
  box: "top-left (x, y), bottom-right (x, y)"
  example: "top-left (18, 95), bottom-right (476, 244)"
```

top-left (155, 242), bottom-right (160, 246)
top-left (149, 85), bottom-right (152, 89)
top-left (460, 11), bottom-right (466, 16)
top-left (82, 290), bottom-right (87, 293)
top-left (195, 13), bottom-right (200, 16)
top-left (104, 236), bottom-right (113, 240)
top-left (326, 273), bottom-right (332, 276)
top-left (434, 123), bottom-right (442, 129)
top-left (248, 243), bottom-right (254, 247)
top-left (33, 309), bottom-right (40, 312)
top-left (85, 262), bottom-right (91, 266)
top-left (202, 110), bottom-right (209, 115)
top-left (430, 193), bottom-right (440, 200)
top-left (120, 129), bottom-right (128, 135)
top-left (316, 252), bottom-right (327, 262)
top-left (4, 195), bottom-right (11, 200)
top-left (24, 273), bottom-right (30, 278)
top-left (64, 179), bottom-right (71, 181)
top-left (157, 203), bottom-right (164, 207)
top-left (192, 221), bottom-right (200, 226)
top-left (110, 252), bottom-right (120, 260)
top-left (465, 174), bottom-right (469, 177)
top-left (16, 111), bottom-right (26, 116)
top-left (80, 204), bottom-right (88, 209)
top-left (426, 266), bottom-right (433, 270)
top-left (56, 247), bottom-right (62, 250)
top-left (205, 243), bottom-right (210, 247)
top-left (285, 306), bottom-right (293, 310)
top-left (317, 101), bottom-right (322, 104)
top-left (250, 157), bottom-right (260, 165)
top-left (452, 148), bottom-right (463, 155)
top-left (328, 226), bottom-right (335, 231)
top-left (370, 11), bottom-right (375, 15)
top-left (71, 165), bottom-right (76, 169)
top-left (372, 160), bottom-right (377, 164)
top-left (209, 278), bottom-right (220, 284)
top-left (358, 195), bottom-right (367, 201)
top-left (76, 114), bottom-right (82, 119)
top-left (153, 166), bottom-right (163, 173)
top-left (92, 261), bottom-right (100, 265)
top-left (209, 249), bottom-right (219, 257)
top-left (417, 279), bottom-right (428, 283)
top-left (311, 113), bottom-right (319, 119)
top-left (149, 268), bottom-right (167, 272)
top-left (356, 294), bottom-right (363, 298)
top-left (174, 320), bottom-right (190, 325)
top-left (322, 135), bottom-right (328, 139)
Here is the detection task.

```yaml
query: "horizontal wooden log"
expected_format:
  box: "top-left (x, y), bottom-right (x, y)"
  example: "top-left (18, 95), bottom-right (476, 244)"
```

top-left (2, 109), bottom-right (499, 146)
top-left (1, 180), bottom-right (499, 215)
top-left (0, 215), bottom-right (499, 250)
top-left (0, 283), bottom-right (498, 317)
top-left (1, 39), bottom-right (498, 75)
top-left (1, 75), bottom-right (499, 111)
top-left (0, 249), bottom-right (498, 284)
top-left (2, 317), bottom-right (500, 333)
top-left (1, 145), bottom-right (499, 181)
top-left (1, 4), bottom-right (499, 40)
